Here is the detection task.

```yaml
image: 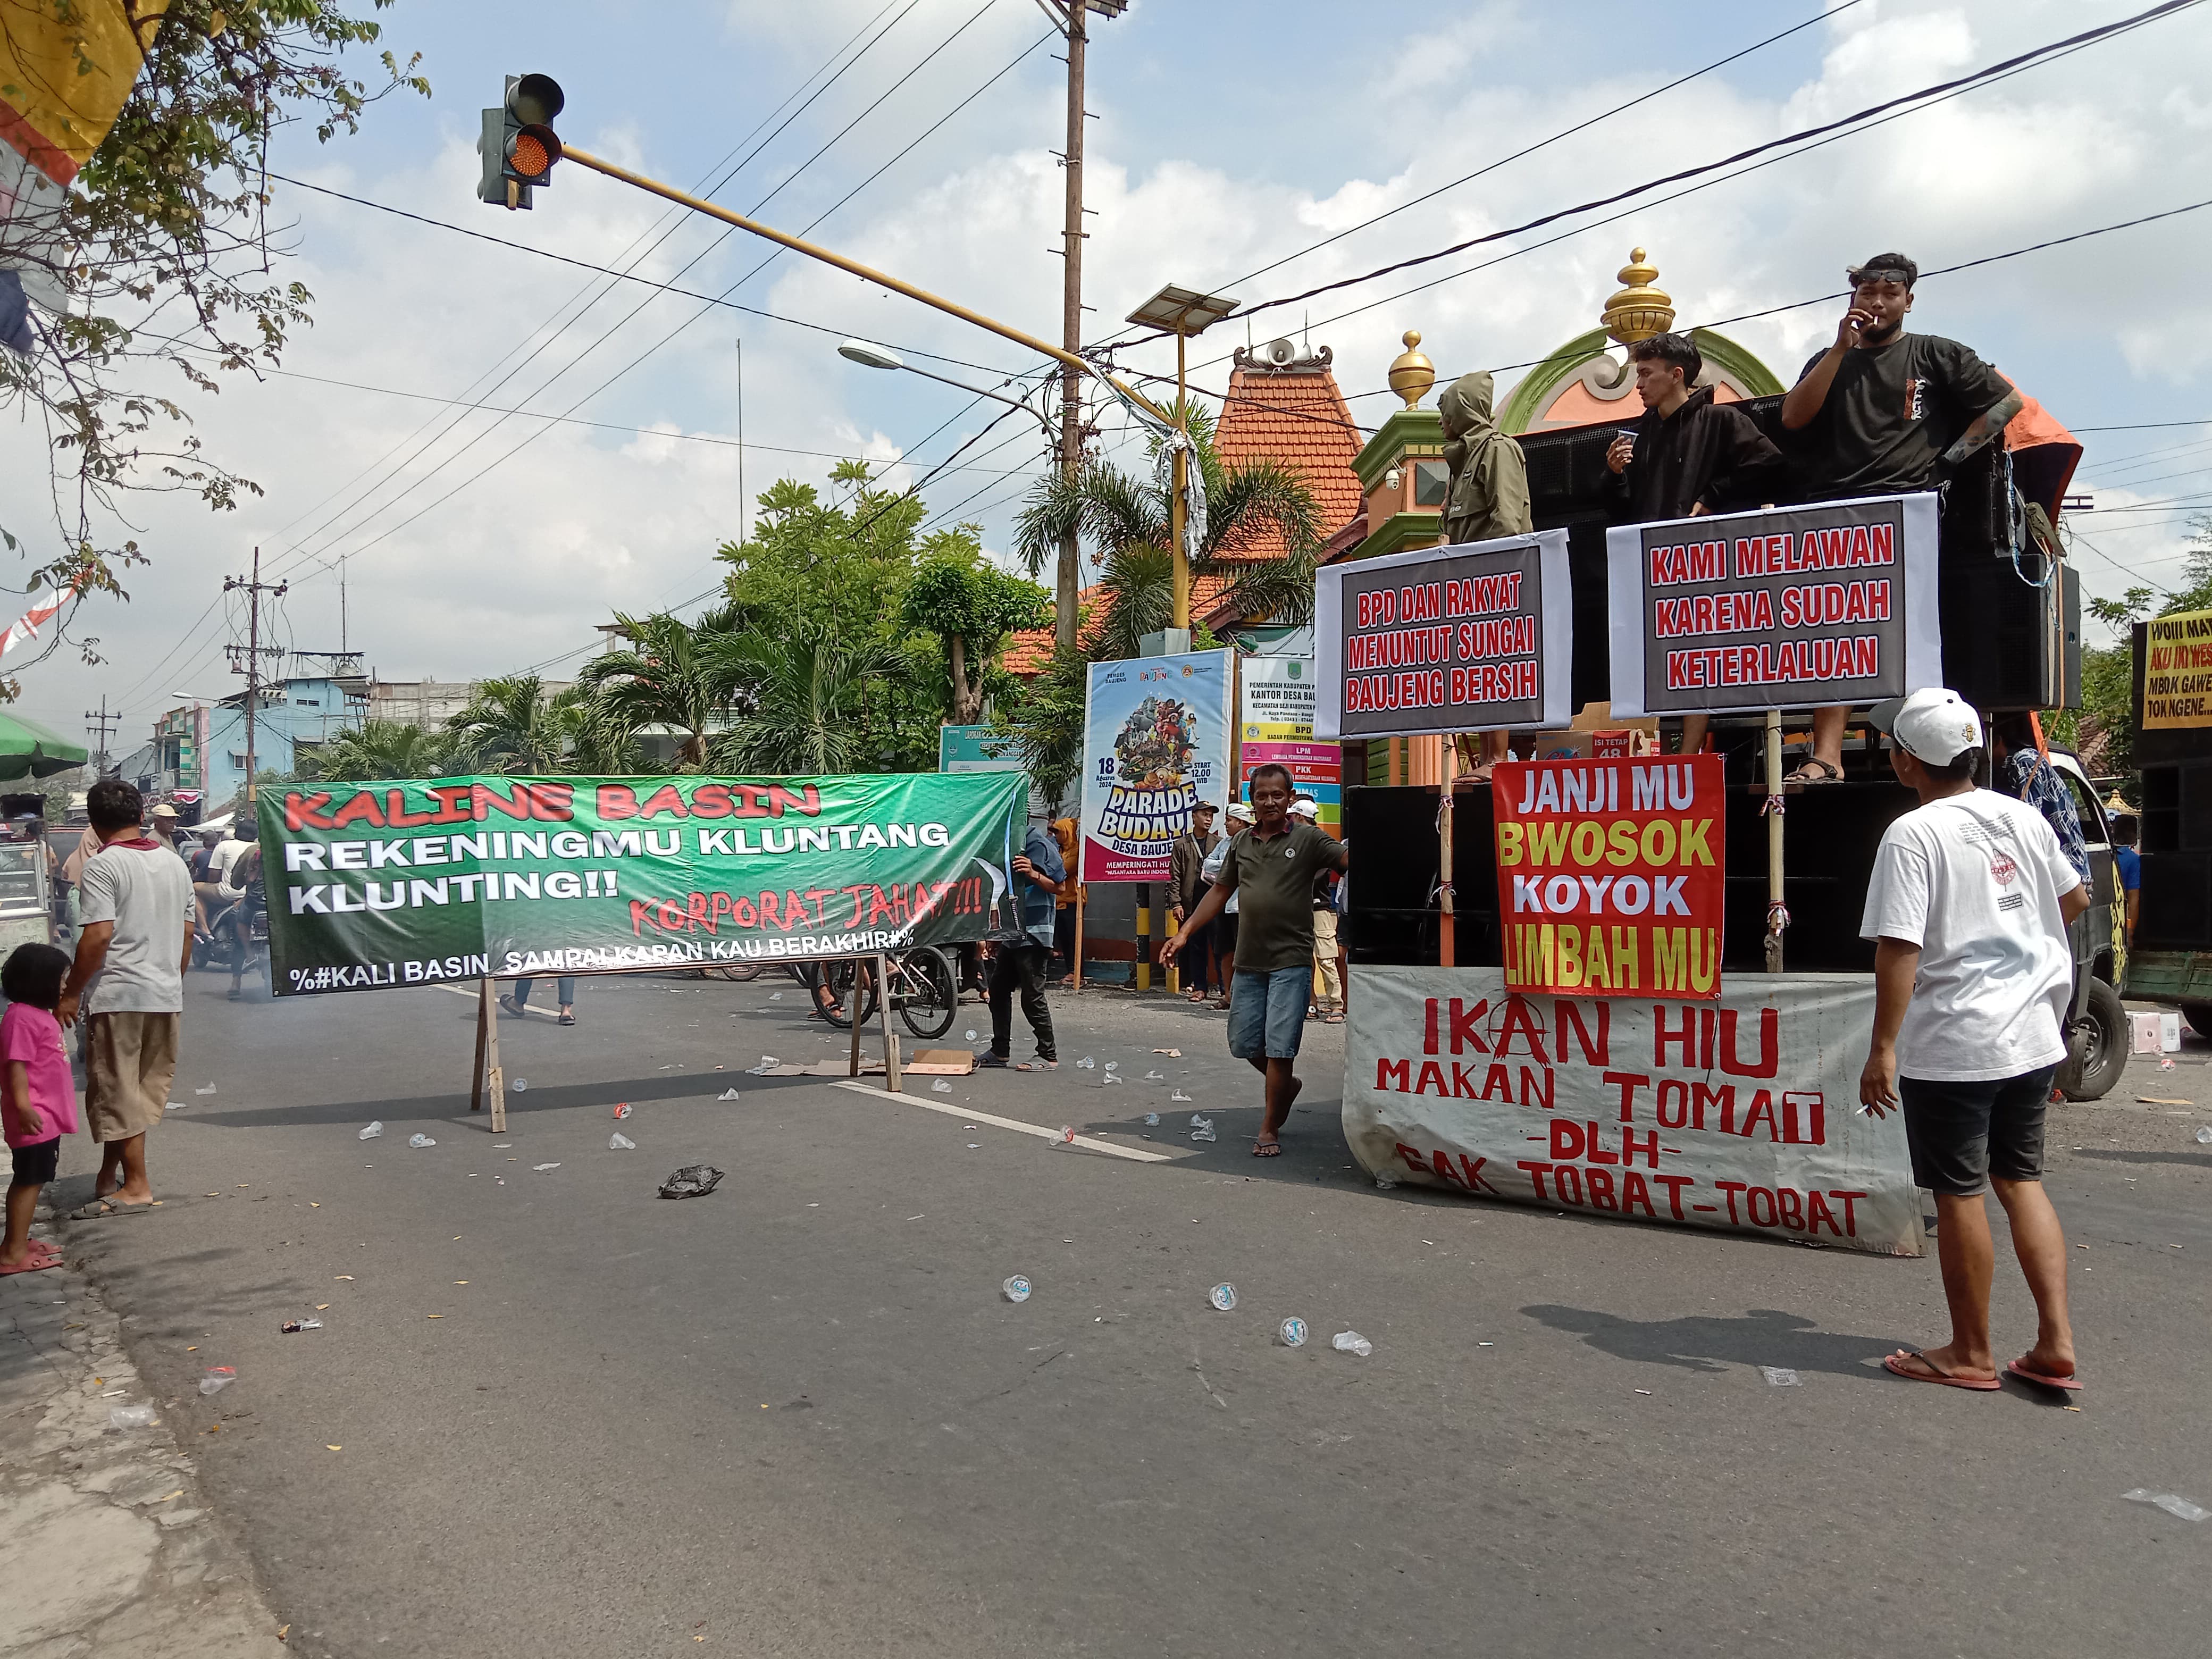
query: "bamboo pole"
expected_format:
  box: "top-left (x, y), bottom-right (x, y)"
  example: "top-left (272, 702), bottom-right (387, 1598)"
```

top-left (482, 978), bottom-right (506, 1135)
top-left (1764, 710), bottom-right (1787, 974)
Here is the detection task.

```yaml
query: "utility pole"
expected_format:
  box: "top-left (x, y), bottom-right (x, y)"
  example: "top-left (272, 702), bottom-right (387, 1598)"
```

top-left (224, 547), bottom-right (288, 812)
top-left (1045, 1), bottom-right (1125, 657)
top-left (83, 697), bottom-right (117, 776)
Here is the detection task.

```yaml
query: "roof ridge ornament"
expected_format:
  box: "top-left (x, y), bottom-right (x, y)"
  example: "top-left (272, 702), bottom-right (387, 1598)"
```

top-left (1602, 248), bottom-right (1675, 346)
top-left (1387, 329), bottom-right (1436, 408)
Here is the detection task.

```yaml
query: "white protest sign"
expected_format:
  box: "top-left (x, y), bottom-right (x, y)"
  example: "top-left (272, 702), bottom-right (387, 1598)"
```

top-left (1344, 966), bottom-right (1922, 1256)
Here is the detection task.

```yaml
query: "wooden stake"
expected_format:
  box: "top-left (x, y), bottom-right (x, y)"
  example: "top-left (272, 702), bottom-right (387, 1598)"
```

top-left (1073, 888), bottom-right (1085, 990)
top-left (847, 959), bottom-right (865, 1077)
top-left (481, 976), bottom-right (506, 1134)
top-left (471, 977), bottom-right (489, 1114)
top-left (877, 954), bottom-right (902, 1094)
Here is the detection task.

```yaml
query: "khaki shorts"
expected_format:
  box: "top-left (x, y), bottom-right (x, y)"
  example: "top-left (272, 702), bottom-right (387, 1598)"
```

top-left (85, 1011), bottom-right (180, 1143)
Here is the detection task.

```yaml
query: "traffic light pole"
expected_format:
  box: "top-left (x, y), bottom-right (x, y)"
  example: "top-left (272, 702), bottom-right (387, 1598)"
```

top-left (557, 146), bottom-right (1172, 427)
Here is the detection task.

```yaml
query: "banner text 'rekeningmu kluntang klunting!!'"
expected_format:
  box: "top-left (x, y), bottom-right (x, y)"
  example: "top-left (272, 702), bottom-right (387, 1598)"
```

top-left (259, 773), bottom-right (1029, 995)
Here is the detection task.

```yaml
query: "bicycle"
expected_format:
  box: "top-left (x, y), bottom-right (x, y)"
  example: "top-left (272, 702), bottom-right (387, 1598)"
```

top-left (801, 947), bottom-right (958, 1040)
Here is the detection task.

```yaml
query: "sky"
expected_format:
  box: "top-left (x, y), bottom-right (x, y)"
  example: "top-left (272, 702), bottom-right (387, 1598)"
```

top-left (7, 0), bottom-right (2211, 753)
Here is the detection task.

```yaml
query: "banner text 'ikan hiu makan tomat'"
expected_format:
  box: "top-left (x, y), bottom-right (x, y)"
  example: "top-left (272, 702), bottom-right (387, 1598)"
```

top-left (259, 773), bottom-right (1028, 995)
top-left (1493, 755), bottom-right (1726, 1000)
top-left (1344, 967), bottom-right (1921, 1256)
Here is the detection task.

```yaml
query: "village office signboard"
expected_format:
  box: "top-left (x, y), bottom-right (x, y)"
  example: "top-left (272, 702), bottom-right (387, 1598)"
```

top-left (1605, 493), bottom-right (1941, 716)
top-left (258, 773), bottom-right (1028, 995)
top-left (1314, 530), bottom-right (1573, 740)
top-left (1345, 967), bottom-right (1922, 1256)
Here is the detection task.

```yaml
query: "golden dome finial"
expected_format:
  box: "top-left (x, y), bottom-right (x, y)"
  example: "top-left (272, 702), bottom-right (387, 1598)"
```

top-left (1602, 247), bottom-right (1675, 346)
top-left (1388, 329), bottom-right (1436, 408)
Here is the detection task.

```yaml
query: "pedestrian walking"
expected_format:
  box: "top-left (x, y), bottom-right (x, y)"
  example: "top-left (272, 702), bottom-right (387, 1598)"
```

top-left (1050, 813), bottom-right (1081, 984)
top-left (1199, 802), bottom-right (1252, 1009)
top-left (59, 779), bottom-right (194, 1220)
top-left (1858, 689), bottom-right (2088, 1392)
top-left (1168, 801), bottom-right (1219, 1004)
top-left (976, 819), bottom-right (1065, 1071)
top-left (1, 943), bottom-right (76, 1273)
top-left (1162, 765), bottom-right (1347, 1157)
top-left (502, 976), bottom-right (576, 1025)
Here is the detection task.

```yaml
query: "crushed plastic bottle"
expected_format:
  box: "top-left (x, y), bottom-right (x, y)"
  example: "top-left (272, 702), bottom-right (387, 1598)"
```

top-left (1060, 1125), bottom-right (1077, 1144)
top-left (746, 1055), bottom-right (781, 1074)
top-left (612, 1103), bottom-right (633, 1119)
top-left (1001, 1275), bottom-right (1032, 1303)
top-left (1277, 1317), bottom-right (1309, 1347)
top-left (1331, 1330), bottom-right (1373, 1358)
top-left (609, 1133), bottom-right (636, 1150)
top-left (280, 1318), bottom-right (323, 1334)
top-left (769, 992), bottom-right (783, 1001)
top-left (1190, 1121), bottom-right (1217, 1144)
top-left (1074, 1057), bottom-right (1095, 1070)
top-left (2122, 1488), bottom-right (2209, 1522)
top-left (108, 1404), bottom-right (157, 1429)
top-left (532, 1162), bottom-right (561, 1172)
top-left (1144, 1070), bottom-right (1163, 1080)
top-left (512, 1078), bottom-right (527, 1093)
top-left (1144, 1112), bottom-right (1160, 1126)
top-left (965, 1029), bottom-right (977, 1041)
top-left (718, 1088), bottom-right (741, 1100)
top-left (1103, 1060), bottom-right (1119, 1073)
top-left (1759, 1366), bottom-right (1802, 1387)
top-left (1209, 1283), bottom-right (1237, 1312)
top-left (931, 1080), bottom-right (952, 1093)
top-left (1373, 1174), bottom-right (1399, 1190)
top-left (1171, 1090), bottom-right (1193, 1103)
top-left (2197, 1127), bottom-right (2212, 1145)
top-left (408, 1133), bottom-right (436, 1149)
top-left (1102, 1073), bottom-right (1124, 1086)
top-left (1189, 1113), bottom-right (1208, 1127)
top-left (358, 1122), bottom-right (383, 1141)
top-left (199, 1367), bottom-right (237, 1395)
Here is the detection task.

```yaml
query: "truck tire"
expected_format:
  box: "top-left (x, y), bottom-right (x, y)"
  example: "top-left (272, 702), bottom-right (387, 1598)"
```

top-left (2184, 1001), bottom-right (2212, 1041)
top-left (2056, 978), bottom-right (2127, 1102)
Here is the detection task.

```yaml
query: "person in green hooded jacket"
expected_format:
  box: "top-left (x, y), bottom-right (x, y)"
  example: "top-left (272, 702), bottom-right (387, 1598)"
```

top-left (1438, 370), bottom-right (1533, 782)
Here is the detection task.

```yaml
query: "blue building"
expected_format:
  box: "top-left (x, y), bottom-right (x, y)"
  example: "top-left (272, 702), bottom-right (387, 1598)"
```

top-left (138, 668), bottom-right (367, 808)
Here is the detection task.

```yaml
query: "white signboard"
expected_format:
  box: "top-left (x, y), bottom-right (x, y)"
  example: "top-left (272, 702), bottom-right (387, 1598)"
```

top-left (1345, 966), bottom-right (1921, 1256)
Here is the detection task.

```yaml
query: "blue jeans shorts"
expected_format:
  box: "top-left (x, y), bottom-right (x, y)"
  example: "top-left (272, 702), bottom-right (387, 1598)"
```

top-left (1228, 965), bottom-right (1311, 1061)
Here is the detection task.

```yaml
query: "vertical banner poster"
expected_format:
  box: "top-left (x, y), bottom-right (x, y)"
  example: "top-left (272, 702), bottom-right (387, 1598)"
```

top-left (1313, 529), bottom-right (1573, 740)
top-left (1345, 967), bottom-right (1922, 1256)
top-left (1493, 755), bottom-right (1726, 999)
top-left (1238, 657), bottom-right (1342, 832)
top-left (1078, 649), bottom-right (1233, 881)
top-left (2140, 608), bottom-right (2212, 730)
top-left (939, 723), bottom-right (1046, 818)
top-left (1605, 493), bottom-right (1941, 717)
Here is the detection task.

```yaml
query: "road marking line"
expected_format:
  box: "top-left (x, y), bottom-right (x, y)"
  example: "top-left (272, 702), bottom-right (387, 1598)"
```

top-left (438, 984), bottom-right (557, 1020)
top-left (826, 1079), bottom-right (1172, 1163)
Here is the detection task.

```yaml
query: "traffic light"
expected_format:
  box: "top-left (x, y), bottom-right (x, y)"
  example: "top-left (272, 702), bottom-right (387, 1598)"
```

top-left (476, 73), bottom-right (565, 210)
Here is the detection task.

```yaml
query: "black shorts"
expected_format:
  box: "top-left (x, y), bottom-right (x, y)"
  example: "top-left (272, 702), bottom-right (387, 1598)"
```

top-left (1899, 1066), bottom-right (2058, 1197)
top-left (10, 1136), bottom-right (60, 1185)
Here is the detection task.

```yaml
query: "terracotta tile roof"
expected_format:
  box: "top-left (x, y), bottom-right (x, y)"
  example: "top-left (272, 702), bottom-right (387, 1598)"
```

top-left (1213, 361), bottom-right (1367, 558)
top-left (999, 573), bottom-right (1244, 678)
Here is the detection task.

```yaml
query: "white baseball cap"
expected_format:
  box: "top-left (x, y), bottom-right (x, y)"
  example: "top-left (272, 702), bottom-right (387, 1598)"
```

top-left (1867, 688), bottom-right (1982, 766)
top-left (1288, 798), bottom-right (1319, 819)
top-left (1226, 801), bottom-right (1254, 822)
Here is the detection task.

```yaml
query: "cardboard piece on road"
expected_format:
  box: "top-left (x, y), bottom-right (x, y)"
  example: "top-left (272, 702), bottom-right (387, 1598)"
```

top-left (804, 1060), bottom-right (882, 1077)
top-left (907, 1050), bottom-right (976, 1075)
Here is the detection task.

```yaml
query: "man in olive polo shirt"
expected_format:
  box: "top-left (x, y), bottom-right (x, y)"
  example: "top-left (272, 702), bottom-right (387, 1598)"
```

top-left (1162, 764), bottom-right (1348, 1157)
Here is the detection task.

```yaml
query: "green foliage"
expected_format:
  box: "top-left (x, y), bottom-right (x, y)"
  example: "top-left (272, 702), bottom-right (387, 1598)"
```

top-left (445, 675), bottom-right (576, 775)
top-left (901, 547), bottom-right (1049, 724)
top-left (0, 2), bottom-right (426, 675)
top-left (708, 624), bottom-right (901, 776)
top-left (311, 718), bottom-right (453, 783)
top-left (574, 606), bottom-right (748, 769)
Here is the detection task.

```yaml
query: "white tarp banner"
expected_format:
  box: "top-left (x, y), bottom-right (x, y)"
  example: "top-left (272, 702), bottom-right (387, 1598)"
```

top-left (1344, 966), bottom-right (1922, 1257)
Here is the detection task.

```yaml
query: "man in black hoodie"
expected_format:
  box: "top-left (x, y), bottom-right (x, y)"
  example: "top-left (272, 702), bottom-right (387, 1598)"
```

top-left (1606, 331), bottom-right (1783, 755)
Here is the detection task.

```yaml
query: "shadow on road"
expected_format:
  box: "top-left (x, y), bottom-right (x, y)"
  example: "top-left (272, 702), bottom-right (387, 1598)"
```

top-left (1520, 1303), bottom-right (1910, 1379)
top-left (2073, 1147), bottom-right (2212, 1169)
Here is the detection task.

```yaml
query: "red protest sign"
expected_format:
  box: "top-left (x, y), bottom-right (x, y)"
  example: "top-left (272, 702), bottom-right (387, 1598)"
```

top-left (1492, 755), bottom-right (1727, 999)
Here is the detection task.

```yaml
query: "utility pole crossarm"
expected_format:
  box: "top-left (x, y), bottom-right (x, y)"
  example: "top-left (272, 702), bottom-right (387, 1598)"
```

top-left (558, 145), bottom-right (1170, 427)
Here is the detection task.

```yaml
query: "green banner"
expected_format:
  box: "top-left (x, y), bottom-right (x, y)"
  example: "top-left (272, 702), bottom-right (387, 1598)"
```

top-left (259, 773), bottom-right (1029, 996)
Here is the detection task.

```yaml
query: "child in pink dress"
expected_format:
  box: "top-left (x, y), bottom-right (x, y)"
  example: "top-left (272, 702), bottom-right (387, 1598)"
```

top-left (3, 943), bottom-right (79, 1273)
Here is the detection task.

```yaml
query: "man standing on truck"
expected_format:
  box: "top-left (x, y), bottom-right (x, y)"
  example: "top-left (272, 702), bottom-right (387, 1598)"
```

top-left (1778, 254), bottom-right (2024, 784)
top-left (1858, 689), bottom-right (2088, 1393)
top-left (1605, 331), bottom-right (1784, 757)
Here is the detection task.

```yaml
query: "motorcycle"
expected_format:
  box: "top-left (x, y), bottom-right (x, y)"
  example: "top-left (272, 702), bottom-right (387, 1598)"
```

top-left (196, 888), bottom-right (270, 996)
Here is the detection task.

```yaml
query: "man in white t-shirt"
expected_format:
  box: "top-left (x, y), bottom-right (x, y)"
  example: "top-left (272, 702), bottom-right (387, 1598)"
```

top-left (1858, 688), bottom-right (2089, 1394)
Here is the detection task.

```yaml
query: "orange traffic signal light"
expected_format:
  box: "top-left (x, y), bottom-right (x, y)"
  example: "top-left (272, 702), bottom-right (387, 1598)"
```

top-left (477, 73), bottom-right (565, 210)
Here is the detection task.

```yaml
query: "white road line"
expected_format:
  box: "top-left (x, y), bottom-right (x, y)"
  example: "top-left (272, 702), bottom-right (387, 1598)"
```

top-left (826, 1079), bottom-right (1174, 1163)
top-left (437, 984), bottom-right (558, 1020)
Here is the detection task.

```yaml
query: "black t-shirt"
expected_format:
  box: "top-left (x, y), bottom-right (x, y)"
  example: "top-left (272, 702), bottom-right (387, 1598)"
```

top-left (1784, 332), bottom-right (2011, 502)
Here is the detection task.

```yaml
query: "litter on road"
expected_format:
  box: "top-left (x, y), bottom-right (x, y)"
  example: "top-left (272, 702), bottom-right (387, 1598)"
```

top-left (609, 1133), bottom-right (636, 1150)
top-left (613, 1103), bottom-right (633, 1118)
top-left (718, 1088), bottom-right (741, 1100)
top-left (658, 1164), bottom-right (725, 1199)
top-left (408, 1134), bottom-right (436, 1149)
top-left (1209, 1284), bottom-right (1237, 1311)
top-left (1002, 1275), bottom-right (1032, 1303)
top-left (358, 1122), bottom-right (383, 1140)
top-left (1332, 1331), bottom-right (1373, 1358)
top-left (1278, 1318), bottom-right (1309, 1347)
top-left (199, 1368), bottom-right (237, 1396)
top-left (280, 1318), bottom-right (322, 1333)
top-left (533, 1163), bottom-right (560, 1172)
top-left (1761, 1367), bottom-right (1802, 1387)
top-left (2122, 1489), bottom-right (2209, 1522)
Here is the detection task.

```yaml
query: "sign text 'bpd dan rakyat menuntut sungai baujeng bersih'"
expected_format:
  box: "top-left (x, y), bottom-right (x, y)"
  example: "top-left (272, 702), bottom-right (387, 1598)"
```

top-left (259, 772), bottom-right (1029, 995)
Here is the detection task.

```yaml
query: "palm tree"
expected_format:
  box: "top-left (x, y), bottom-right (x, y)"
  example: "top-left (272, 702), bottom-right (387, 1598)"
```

top-left (445, 675), bottom-right (572, 774)
top-left (709, 623), bottom-right (899, 776)
top-left (573, 605), bottom-right (747, 769)
top-left (312, 719), bottom-right (454, 782)
top-left (1013, 401), bottom-right (1323, 657)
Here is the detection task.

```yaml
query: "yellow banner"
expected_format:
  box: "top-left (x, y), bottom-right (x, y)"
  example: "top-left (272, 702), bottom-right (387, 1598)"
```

top-left (0, 2), bottom-right (170, 185)
top-left (2143, 608), bottom-right (2212, 731)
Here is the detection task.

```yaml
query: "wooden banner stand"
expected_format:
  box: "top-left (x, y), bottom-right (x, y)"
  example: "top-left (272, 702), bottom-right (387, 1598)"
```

top-left (469, 976), bottom-right (507, 1133)
top-left (842, 955), bottom-right (902, 1093)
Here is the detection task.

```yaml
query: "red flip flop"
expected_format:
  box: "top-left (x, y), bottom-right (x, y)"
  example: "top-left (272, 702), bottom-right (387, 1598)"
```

top-left (2004, 1358), bottom-right (2083, 1392)
top-left (1882, 1351), bottom-right (2001, 1390)
top-left (0, 1252), bottom-right (60, 1276)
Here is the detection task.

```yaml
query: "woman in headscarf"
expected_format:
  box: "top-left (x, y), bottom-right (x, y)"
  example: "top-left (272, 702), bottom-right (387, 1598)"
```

top-left (1438, 371), bottom-right (1533, 782)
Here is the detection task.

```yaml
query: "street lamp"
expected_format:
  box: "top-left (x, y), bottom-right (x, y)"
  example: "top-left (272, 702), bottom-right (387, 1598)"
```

top-left (1124, 284), bottom-right (1238, 634)
top-left (837, 339), bottom-right (1058, 443)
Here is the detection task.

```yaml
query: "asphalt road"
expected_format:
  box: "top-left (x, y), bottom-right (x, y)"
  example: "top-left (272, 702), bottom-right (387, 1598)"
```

top-left (53, 970), bottom-right (2212, 1658)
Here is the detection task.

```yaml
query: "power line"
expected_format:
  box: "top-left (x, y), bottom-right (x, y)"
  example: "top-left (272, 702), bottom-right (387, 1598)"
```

top-left (1199, 0), bottom-right (2205, 331)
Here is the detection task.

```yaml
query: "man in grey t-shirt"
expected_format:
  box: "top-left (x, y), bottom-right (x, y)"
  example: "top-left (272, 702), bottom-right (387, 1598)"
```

top-left (60, 778), bottom-right (195, 1217)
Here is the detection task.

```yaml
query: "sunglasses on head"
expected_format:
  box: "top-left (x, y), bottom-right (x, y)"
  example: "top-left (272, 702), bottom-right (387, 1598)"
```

top-left (1848, 267), bottom-right (1914, 289)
